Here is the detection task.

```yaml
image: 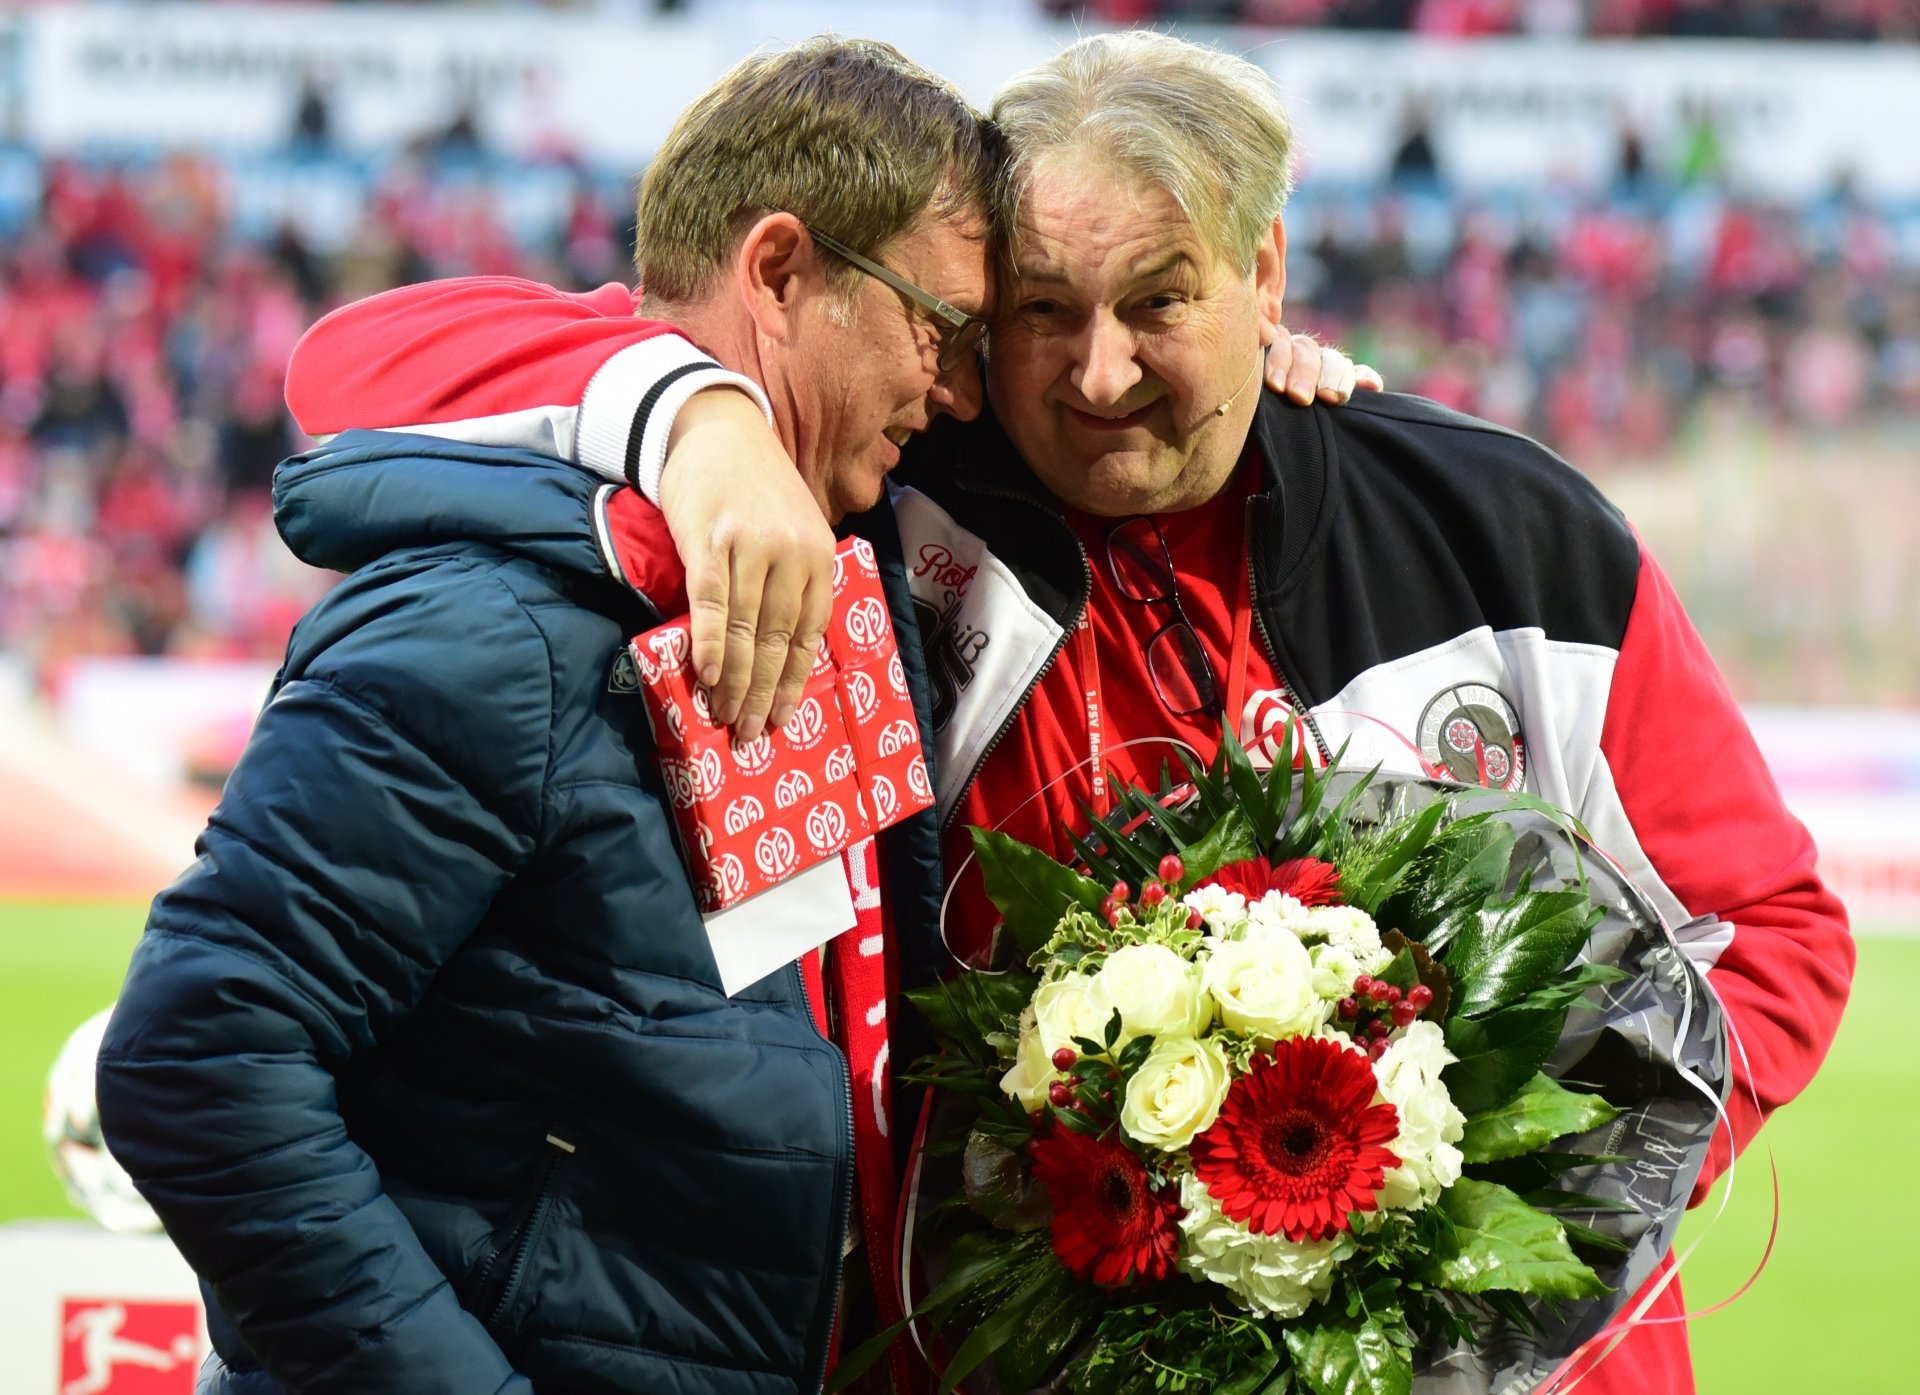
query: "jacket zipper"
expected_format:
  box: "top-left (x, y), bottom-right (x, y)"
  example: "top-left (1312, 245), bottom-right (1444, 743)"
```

top-left (937, 484), bottom-right (1093, 834)
top-left (479, 1131), bottom-right (576, 1333)
top-left (1243, 504), bottom-right (1333, 767)
top-left (795, 956), bottom-right (855, 1395)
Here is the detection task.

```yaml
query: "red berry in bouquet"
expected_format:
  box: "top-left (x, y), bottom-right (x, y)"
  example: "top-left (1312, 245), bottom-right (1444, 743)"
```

top-left (1157, 854), bottom-right (1185, 884)
top-left (1189, 1036), bottom-right (1400, 1243)
top-left (1029, 1128), bottom-right (1183, 1287)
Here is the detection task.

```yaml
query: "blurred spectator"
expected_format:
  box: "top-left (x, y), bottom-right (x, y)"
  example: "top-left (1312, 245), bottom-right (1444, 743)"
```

top-left (0, 129), bottom-right (1912, 705)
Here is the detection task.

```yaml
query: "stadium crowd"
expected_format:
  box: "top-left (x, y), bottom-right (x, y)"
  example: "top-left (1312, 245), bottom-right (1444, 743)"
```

top-left (1045, 0), bottom-right (1920, 39)
top-left (0, 134), bottom-right (1913, 683)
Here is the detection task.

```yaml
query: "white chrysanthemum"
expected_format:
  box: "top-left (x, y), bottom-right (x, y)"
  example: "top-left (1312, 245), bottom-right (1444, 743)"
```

top-left (1182, 885), bottom-right (1248, 937)
top-left (1176, 1174), bottom-right (1342, 1318)
top-left (1242, 891), bottom-right (1312, 940)
top-left (1119, 1035), bottom-right (1231, 1151)
top-left (1200, 932), bottom-right (1326, 1042)
top-left (1371, 1021), bottom-right (1467, 1210)
top-left (1300, 904), bottom-right (1384, 956)
top-left (1307, 941), bottom-right (1369, 1001)
top-left (1092, 944), bottom-right (1211, 1045)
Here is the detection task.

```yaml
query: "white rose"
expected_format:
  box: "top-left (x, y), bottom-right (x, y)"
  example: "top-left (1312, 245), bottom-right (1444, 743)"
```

top-left (1092, 944), bottom-right (1210, 1045)
top-left (1301, 904), bottom-right (1384, 956)
top-left (1200, 932), bottom-right (1325, 1043)
top-left (1119, 1035), bottom-right (1231, 1152)
top-left (1242, 891), bottom-right (1312, 940)
top-left (998, 1022), bottom-right (1058, 1113)
top-left (1031, 974), bottom-right (1112, 1058)
top-left (1176, 1174), bottom-right (1341, 1318)
top-left (1371, 1021), bottom-right (1467, 1210)
top-left (1182, 885), bottom-right (1248, 937)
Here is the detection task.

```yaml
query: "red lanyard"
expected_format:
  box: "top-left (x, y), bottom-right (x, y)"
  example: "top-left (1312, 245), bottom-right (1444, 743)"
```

top-left (1078, 522), bottom-right (1254, 817)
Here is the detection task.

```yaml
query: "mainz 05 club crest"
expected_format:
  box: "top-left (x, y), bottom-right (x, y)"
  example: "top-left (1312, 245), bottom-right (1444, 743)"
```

top-left (1417, 683), bottom-right (1527, 791)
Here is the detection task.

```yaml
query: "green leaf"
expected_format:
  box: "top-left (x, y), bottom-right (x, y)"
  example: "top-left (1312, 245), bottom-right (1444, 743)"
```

top-left (1421, 1178), bottom-right (1609, 1300)
top-left (939, 1264), bottom-right (1062, 1395)
top-left (1211, 1343), bottom-right (1283, 1395)
top-left (1178, 808), bottom-right (1261, 887)
top-left (1441, 1000), bottom-right (1568, 1116)
top-left (1220, 725), bottom-right (1280, 848)
top-left (1342, 801), bottom-right (1448, 918)
top-left (905, 971), bottom-right (1038, 1060)
top-left (1558, 1218), bottom-right (1631, 1254)
top-left (1444, 889), bottom-right (1604, 1018)
top-left (1458, 1072), bottom-right (1622, 1163)
top-left (1374, 816), bottom-right (1514, 947)
top-left (969, 826), bottom-right (1108, 958)
top-left (992, 1265), bottom-right (1096, 1391)
top-left (1467, 1151), bottom-right (1631, 1192)
top-left (1284, 1309), bottom-right (1412, 1395)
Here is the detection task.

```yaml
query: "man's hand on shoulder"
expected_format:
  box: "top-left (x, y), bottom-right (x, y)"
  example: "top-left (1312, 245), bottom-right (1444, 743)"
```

top-left (659, 387), bottom-right (835, 745)
top-left (1265, 331), bottom-right (1385, 405)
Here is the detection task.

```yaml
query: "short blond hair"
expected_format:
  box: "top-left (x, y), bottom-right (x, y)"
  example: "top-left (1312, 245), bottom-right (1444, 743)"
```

top-left (990, 31), bottom-right (1294, 272)
top-left (635, 37), bottom-right (1000, 304)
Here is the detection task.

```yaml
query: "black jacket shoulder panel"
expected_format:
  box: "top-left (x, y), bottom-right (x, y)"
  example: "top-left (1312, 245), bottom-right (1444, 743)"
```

top-left (1253, 392), bottom-right (1643, 706)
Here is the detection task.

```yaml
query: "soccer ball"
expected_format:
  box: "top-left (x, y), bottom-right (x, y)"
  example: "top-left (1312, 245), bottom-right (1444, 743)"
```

top-left (43, 1005), bottom-right (162, 1234)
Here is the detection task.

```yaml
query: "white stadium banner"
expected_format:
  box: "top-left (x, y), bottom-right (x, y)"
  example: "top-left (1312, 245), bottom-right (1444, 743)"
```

top-left (15, 4), bottom-right (1920, 198)
top-left (0, 1222), bottom-right (207, 1395)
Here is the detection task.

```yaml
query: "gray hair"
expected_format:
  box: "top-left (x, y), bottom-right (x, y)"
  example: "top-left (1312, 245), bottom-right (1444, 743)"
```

top-left (989, 30), bottom-right (1294, 273)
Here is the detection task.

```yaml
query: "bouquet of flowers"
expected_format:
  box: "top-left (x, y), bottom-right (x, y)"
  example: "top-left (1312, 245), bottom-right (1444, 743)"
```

top-left (847, 722), bottom-right (1723, 1395)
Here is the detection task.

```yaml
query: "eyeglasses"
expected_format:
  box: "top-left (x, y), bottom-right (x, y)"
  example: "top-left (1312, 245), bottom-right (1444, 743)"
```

top-left (1104, 515), bottom-right (1224, 722)
top-left (805, 225), bottom-right (989, 374)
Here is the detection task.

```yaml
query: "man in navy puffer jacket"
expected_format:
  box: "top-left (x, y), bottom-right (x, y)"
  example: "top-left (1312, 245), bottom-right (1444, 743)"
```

top-left (96, 432), bottom-right (946, 1395)
top-left (94, 36), bottom-right (996, 1395)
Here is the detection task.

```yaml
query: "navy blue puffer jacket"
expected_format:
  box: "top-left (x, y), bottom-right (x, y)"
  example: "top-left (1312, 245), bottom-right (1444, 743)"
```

top-left (96, 433), bottom-right (944, 1395)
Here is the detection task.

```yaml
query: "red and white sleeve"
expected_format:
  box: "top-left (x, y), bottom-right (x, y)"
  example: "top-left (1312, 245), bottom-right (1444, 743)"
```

top-left (285, 275), bottom-right (771, 505)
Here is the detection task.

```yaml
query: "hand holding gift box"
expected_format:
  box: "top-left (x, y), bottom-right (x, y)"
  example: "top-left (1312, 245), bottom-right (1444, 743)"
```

top-left (633, 537), bottom-right (935, 913)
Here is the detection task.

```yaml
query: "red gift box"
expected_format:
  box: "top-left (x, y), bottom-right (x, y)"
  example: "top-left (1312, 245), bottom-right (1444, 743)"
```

top-left (635, 537), bottom-right (935, 911)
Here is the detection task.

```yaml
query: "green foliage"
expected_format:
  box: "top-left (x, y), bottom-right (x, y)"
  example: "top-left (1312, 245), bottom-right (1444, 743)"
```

top-left (1283, 1307), bottom-right (1413, 1395)
top-left (1420, 1179), bottom-right (1609, 1301)
top-left (1443, 889), bottom-right (1605, 1018)
top-left (1458, 1072), bottom-right (1621, 1163)
top-left (969, 825), bottom-right (1108, 958)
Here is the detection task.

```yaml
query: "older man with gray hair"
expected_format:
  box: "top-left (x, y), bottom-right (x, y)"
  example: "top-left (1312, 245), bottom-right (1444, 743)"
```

top-left (282, 30), bottom-right (1847, 1395)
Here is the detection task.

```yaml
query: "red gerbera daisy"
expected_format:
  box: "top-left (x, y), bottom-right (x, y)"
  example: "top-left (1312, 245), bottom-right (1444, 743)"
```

top-left (1029, 1127), bottom-right (1183, 1287)
top-left (1189, 1035), bottom-right (1400, 1243)
top-left (1202, 856), bottom-right (1343, 907)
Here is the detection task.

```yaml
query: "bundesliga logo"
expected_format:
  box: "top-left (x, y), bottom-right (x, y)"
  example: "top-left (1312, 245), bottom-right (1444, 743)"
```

top-left (755, 827), bottom-right (798, 877)
top-left (785, 697), bottom-right (827, 750)
top-left (732, 734), bottom-right (776, 774)
top-left (876, 718), bottom-right (917, 758)
top-left (774, 769), bottom-right (815, 809)
top-left (723, 795), bottom-right (765, 835)
top-left (825, 745), bottom-right (857, 783)
top-left (844, 598), bottom-right (889, 651)
top-left (907, 758), bottom-right (932, 802)
top-left (870, 775), bottom-right (899, 824)
top-left (805, 800), bottom-right (848, 853)
top-left (713, 853), bottom-right (749, 902)
top-left (844, 670), bottom-right (880, 723)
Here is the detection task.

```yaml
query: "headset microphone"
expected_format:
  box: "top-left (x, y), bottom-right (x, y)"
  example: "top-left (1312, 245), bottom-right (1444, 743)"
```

top-left (1212, 344), bottom-right (1268, 418)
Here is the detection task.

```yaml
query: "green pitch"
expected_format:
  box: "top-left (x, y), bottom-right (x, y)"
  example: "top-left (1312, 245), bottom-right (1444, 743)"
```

top-left (1, 900), bottom-right (1909, 1391)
